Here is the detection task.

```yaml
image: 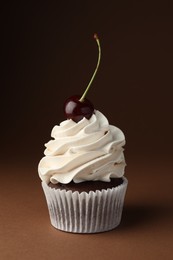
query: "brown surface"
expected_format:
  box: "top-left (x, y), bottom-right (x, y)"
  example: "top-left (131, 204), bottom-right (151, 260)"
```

top-left (0, 158), bottom-right (173, 260)
top-left (1, 1), bottom-right (173, 259)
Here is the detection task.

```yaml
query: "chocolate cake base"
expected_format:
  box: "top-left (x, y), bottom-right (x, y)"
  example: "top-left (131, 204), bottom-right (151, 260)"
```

top-left (48, 178), bottom-right (123, 193)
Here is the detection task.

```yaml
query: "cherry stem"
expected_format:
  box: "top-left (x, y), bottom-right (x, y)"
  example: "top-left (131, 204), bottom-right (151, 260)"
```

top-left (79, 34), bottom-right (101, 102)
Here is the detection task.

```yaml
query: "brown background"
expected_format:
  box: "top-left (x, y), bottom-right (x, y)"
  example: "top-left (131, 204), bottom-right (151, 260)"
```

top-left (1, 1), bottom-right (173, 259)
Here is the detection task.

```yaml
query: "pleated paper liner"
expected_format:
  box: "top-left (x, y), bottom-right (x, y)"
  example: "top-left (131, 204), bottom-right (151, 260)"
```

top-left (42, 177), bottom-right (128, 233)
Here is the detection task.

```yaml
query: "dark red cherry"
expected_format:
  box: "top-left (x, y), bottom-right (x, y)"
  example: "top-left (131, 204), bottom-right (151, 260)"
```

top-left (64, 95), bottom-right (94, 122)
top-left (63, 34), bottom-right (101, 123)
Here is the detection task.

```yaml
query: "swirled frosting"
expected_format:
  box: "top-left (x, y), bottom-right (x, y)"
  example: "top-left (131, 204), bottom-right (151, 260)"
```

top-left (38, 110), bottom-right (126, 184)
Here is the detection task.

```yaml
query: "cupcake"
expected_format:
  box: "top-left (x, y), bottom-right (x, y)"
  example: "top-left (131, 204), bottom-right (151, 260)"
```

top-left (38, 110), bottom-right (127, 233)
top-left (38, 34), bottom-right (128, 233)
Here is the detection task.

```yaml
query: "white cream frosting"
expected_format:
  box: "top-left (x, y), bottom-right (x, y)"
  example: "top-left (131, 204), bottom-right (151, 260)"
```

top-left (38, 110), bottom-right (126, 184)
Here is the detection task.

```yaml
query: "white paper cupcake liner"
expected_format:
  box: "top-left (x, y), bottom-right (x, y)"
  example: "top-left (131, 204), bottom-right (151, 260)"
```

top-left (42, 177), bottom-right (128, 233)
